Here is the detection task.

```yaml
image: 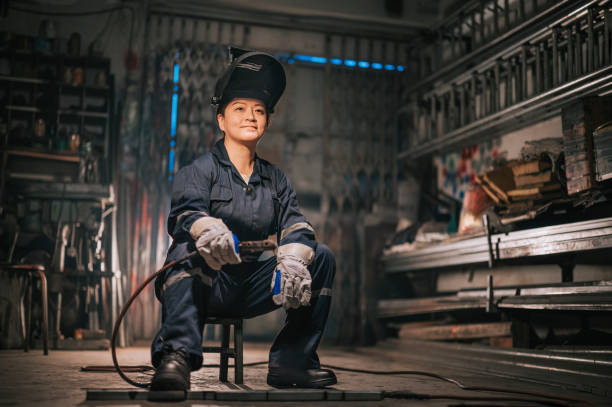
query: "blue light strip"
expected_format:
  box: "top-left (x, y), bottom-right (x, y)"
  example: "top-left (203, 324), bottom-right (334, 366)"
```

top-left (281, 52), bottom-right (406, 73)
top-left (169, 62), bottom-right (180, 179)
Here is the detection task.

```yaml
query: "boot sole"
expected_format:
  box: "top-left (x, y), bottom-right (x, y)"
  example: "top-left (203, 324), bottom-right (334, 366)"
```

top-left (267, 373), bottom-right (337, 388)
top-left (150, 373), bottom-right (190, 392)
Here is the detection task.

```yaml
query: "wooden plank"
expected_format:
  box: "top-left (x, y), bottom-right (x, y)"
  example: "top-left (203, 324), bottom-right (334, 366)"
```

top-left (399, 322), bottom-right (512, 341)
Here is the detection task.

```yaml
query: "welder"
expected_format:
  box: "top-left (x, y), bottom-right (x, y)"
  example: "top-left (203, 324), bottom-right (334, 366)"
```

top-left (149, 48), bottom-right (337, 391)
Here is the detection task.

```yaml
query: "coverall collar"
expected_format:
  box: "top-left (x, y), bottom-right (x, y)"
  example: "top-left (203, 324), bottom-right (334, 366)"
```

top-left (211, 138), bottom-right (271, 183)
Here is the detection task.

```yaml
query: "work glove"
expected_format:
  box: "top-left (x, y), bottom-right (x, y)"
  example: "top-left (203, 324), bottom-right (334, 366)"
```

top-left (271, 243), bottom-right (314, 310)
top-left (190, 216), bottom-right (241, 270)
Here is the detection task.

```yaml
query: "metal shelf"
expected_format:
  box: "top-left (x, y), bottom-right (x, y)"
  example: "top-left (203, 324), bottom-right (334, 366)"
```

top-left (15, 182), bottom-right (112, 201)
top-left (383, 217), bottom-right (612, 272)
top-left (378, 280), bottom-right (612, 317)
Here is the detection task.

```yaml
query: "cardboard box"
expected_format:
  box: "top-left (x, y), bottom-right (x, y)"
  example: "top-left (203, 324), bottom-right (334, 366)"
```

top-left (562, 97), bottom-right (612, 194)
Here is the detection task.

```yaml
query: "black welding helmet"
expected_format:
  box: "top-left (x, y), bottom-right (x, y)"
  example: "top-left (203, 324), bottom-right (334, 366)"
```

top-left (211, 47), bottom-right (286, 114)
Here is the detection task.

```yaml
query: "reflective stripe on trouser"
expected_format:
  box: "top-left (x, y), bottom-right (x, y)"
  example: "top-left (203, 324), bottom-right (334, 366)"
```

top-left (151, 242), bottom-right (336, 371)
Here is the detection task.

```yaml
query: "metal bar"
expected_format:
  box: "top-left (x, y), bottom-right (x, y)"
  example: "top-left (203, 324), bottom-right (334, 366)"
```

top-left (233, 320), bottom-right (243, 384)
top-left (575, 23), bottom-right (582, 77)
top-left (480, 74), bottom-right (487, 116)
top-left (494, 61), bottom-right (500, 111)
top-left (460, 83), bottom-right (466, 126)
top-left (480, 0), bottom-right (485, 44)
top-left (450, 86), bottom-right (456, 129)
top-left (219, 324), bottom-right (230, 382)
top-left (535, 43), bottom-right (542, 93)
top-left (567, 27), bottom-right (574, 80)
top-left (513, 57), bottom-right (520, 102)
top-left (504, 0), bottom-right (510, 30)
top-left (505, 60), bottom-right (512, 107)
top-left (471, 12), bottom-right (477, 51)
top-left (430, 95), bottom-right (436, 138)
top-left (606, 9), bottom-right (611, 65)
top-left (587, 7), bottom-right (594, 72)
top-left (471, 75), bottom-right (477, 121)
top-left (441, 93), bottom-right (447, 133)
top-left (494, 0), bottom-right (500, 36)
top-left (521, 45), bottom-right (528, 98)
top-left (519, 0), bottom-right (526, 21)
top-left (552, 27), bottom-right (559, 87)
top-left (543, 40), bottom-right (550, 90)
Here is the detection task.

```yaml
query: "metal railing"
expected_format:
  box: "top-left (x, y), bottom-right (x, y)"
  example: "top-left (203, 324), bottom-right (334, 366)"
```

top-left (400, 1), bottom-right (612, 160)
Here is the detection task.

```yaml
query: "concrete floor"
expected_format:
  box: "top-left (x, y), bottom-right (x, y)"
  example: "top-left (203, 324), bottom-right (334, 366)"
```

top-left (1, 339), bottom-right (610, 407)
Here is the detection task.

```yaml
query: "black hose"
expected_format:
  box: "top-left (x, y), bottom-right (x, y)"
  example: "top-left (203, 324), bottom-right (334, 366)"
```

top-left (110, 250), bottom-right (198, 388)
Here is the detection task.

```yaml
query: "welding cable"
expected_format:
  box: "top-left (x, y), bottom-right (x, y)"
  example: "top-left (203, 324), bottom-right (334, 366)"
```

top-left (110, 250), bottom-right (199, 388)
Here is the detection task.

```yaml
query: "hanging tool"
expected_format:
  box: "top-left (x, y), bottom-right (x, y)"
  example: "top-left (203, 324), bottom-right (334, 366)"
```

top-left (111, 236), bottom-right (277, 388)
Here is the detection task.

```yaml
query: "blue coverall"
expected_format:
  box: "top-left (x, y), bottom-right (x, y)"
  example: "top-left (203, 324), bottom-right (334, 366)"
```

top-left (151, 138), bottom-right (336, 372)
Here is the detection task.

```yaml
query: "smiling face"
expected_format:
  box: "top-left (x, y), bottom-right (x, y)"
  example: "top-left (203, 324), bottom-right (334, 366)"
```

top-left (217, 98), bottom-right (269, 147)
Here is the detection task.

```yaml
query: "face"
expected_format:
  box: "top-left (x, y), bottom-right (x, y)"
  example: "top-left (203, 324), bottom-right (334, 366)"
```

top-left (217, 98), bottom-right (268, 146)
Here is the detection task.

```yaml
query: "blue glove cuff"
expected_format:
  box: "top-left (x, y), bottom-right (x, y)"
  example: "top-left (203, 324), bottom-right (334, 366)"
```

top-left (273, 270), bottom-right (282, 295)
top-left (232, 234), bottom-right (239, 254)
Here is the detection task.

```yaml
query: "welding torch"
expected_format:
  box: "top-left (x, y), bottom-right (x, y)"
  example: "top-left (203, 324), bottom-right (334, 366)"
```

top-left (111, 235), bottom-right (277, 388)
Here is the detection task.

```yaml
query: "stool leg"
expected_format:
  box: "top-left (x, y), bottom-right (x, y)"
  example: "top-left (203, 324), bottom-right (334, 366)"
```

top-left (36, 271), bottom-right (49, 355)
top-left (25, 275), bottom-right (32, 352)
top-left (220, 324), bottom-right (230, 382)
top-left (234, 320), bottom-right (243, 384)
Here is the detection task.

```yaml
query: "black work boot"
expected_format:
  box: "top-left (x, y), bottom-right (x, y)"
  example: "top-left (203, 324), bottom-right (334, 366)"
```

top-left (150, 347), bottom-right (191, 391)
top-left (267, 367), bottom-right (337, 388)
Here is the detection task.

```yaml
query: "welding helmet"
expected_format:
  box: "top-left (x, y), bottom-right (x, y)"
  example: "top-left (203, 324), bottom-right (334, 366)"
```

top-left (211, 47), bottom-right (286, 114)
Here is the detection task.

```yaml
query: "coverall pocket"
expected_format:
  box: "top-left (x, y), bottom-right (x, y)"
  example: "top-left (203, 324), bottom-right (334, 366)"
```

top-left (209, 185), bottom-right (233, 218)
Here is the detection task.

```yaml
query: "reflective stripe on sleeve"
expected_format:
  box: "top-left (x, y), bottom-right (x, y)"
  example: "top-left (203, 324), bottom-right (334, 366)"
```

top-left (176, 210), bottom-right (207, 223)
top-left (280, 222), bottom-right (315, 241)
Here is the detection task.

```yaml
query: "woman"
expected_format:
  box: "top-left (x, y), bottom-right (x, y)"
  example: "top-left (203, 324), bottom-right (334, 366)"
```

top-left (150, 49), bottom-right (337, 392)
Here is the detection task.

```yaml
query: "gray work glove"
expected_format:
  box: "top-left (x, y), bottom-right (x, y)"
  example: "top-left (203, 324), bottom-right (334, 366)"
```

top-left (190, 216), bottom-right (241, 271)
top-left (271, 243), bottom-right (314, 310)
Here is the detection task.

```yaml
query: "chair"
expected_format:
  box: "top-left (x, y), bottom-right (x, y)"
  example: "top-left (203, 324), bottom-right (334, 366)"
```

top-left (202, 317), bottom-right (243, 384)
top-left (0, 264), bottom-right (48, 355)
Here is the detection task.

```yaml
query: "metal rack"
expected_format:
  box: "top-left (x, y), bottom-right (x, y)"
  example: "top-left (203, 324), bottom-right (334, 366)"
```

top-left (399, 0), bottom-right (612, 160)
top-left (383, 217), bottom-right (612, 272)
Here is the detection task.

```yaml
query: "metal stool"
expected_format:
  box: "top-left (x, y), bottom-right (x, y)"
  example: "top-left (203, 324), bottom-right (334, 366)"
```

top-left (0, 264), bottom-right (48, 355)
top-left (202, 317), bottom-right (243, 384)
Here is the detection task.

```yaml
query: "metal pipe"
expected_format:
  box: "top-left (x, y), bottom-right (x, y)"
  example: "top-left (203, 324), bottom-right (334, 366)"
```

top-left (504, 0), bottom-right (510, 30)
top-left (521, 45), bottom-right (528, 99)
top-left (552, 27), bottom-right (559, 87)
top-left (535, 43), bottom-right (542, 93)
top-left (480, 1), bottom-right (485, 45)
top-left (606, 9), bottom-right (611, 64)
top-left (575, 23), bottom-right (582, 76)
top-left (494, 61), bottom-right (500, 111)
top-left (587, 7), bottom-right (594, 72)
top-left (567, 27), bottom-right (574, 80)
